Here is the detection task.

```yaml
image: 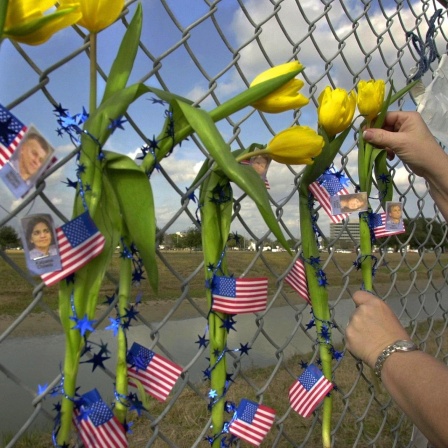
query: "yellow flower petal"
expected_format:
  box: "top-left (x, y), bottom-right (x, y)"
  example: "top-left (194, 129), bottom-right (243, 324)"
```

top-left (250, 62), bottom-right (309, 114)
top-left (266, 126), bottom-right (324, 165)
top-left (357, 79), bottom-right (385, 121)
top-left (318, 87), bottom-right (356, 136)
top-left (4, 1), bottom-right (81, 45)
top-left (76, 0), bottom-right (124, 33)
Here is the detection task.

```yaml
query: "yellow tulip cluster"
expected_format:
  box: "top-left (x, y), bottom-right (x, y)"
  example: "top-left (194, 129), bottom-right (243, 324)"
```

top-left (249, 61), bottom-right (386, 168)
top-left (2, 0), bottom-right (124, 45)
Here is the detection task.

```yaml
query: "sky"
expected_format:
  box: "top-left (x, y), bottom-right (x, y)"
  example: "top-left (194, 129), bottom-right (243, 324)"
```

top-left (0, 0), bottom-right (446, 243)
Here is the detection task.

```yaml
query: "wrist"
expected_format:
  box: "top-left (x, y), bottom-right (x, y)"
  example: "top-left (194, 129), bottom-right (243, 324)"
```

top-left (374, 340), bottom-right (418, 381)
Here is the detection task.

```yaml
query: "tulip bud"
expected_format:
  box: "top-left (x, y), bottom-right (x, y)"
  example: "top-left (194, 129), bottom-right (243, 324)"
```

top-left (318, 87), bottom-right (356, 136)
top-left (75, 0), bottom-right (124, 33)
top-left (266, 126), bottom-right (324, 165)
top-left (357, 80), bottom-right (385, 121)
top-left (250, 61), bottom-right (309, 113)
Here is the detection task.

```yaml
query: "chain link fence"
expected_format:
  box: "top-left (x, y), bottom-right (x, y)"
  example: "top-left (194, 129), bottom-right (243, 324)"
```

top-left (1, 0), bottom-right (448, 446)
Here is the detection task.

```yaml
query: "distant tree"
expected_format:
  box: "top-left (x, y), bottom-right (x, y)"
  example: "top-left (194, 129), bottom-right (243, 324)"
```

top-left (183, 227), bottom-right (202, 251)
top-left (0, 225), bottom-right (20, 249)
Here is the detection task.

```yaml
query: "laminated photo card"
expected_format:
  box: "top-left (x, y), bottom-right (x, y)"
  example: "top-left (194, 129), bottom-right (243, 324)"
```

top-left (21, 213), bottom-right (62, 275)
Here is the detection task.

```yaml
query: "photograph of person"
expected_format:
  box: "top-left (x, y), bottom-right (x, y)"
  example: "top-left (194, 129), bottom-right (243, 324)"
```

top-left (249, 153), bottom-right (271, 180)
top-left (335, 192), bottom-right (368, 214)
top-left (21, 214), bottom-right (61, 276)
top-left (24, 215), bottom-right (59, 260)
top-left (385, 201), bottom-right (404, 231)
top-left (9, 127), bottom-right (53, 184)
top-left (0, 126), bottom-right (55, 199)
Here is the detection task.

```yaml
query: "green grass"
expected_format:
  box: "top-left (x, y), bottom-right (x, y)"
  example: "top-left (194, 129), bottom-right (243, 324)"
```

top-left (1, 249), bottom-right (447, 316)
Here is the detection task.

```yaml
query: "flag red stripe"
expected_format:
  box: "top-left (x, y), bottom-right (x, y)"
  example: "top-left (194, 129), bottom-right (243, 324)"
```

top-left (309, 182), bottom-right (350, 224)
top-left (285, 259), bottom-right (310, 303)
top-left (289, 377), bottom-right (333, 418)
top-left (0, 126), bottom-right (27, 167)
top-left (41, 230), bottom-right (105, 286)
top-left (374, 212), bottom-right (406, 238)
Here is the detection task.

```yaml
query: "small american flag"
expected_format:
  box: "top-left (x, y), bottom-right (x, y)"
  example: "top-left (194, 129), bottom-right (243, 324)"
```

top-left (0, 104), bottom-right (27, 168)
top-left (127, 342), bottom-right (183, 402)
top-left (284, 259), bottom-right (310, 304)
top-left (228, 398), bottom-right (276, 446)
top-left (309, 181), bottom-right (350, 224)
top-left (73, 388), bottom-right (127, 448)
top-left (289, 364), bottom-right (333, 418)
top-left (211, 276), bottom-right (268, 314)
top-left (41, 211), bottom-right (105, 286)
top-left (373, 212), bottom-right (406, 238)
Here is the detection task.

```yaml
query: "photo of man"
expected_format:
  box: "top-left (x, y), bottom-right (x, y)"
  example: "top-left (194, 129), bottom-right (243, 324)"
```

top-left (0, 126), bottom-right (55, 198)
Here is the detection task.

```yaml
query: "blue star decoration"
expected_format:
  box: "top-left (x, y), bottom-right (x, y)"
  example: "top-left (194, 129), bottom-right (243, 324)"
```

top-left (208, 389), bottom-right (218, 399)
top-left (202, 367), bottom-right (211, 380)
top-left (299, 360), bottom-right (309, 369)
top-left (104, 294), bottom-right (116, 305)
top-left (63, 178), bottom-right (78, 189)
top-left (221, 316), bottom-right (237, 333)
top-left (70, 314), bottom-right (96, 337)
top-left (124, 305), bottom-right (139, 322)
top-left (105, 317), bottom-right (121, 337)
top-left (81, 351), bottom-right (110, 372)
top-left (195, 334), bottom-right (209, 348)
top-left (319, 325), bottom-right (331, 343)
top-left (37, 383), bottom-right (48, 396)
top-left (238, 342), bottom-right (251, 356)
top-left (108, 116), bottom-right (127, 133)
top-left (128, 392), bottom-right (145, 416)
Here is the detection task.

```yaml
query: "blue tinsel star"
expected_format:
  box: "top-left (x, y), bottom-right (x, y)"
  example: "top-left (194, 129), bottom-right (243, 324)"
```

top-left (105, 317), bottom-right (121, 337)
top-left (239, 342), bottom-right (251, 356)
top-left (124, 305), bottom-right (139, 322)
top-left (37, 383), bottom-right (48, 395)
top-left (70, 314), bottom-right (96, 337)
top-left (208, 389), bottom-right (218, 399)
top-left (195, 334), bottom-right (209, 348)
top-left (104, 294), bottom-right (116, 305)
top-left (108, 116), bottom-right (127, 133)
top-left (82, 351), bottom-right (110, 371)
top-left (221, 317), bottom-right (237, 333)
top-left (63, 178), bottom-right (78, 189)
top-left (53, 103), bottom-right (68, 117)
top-left (299, 360), bottom-right (309, 369)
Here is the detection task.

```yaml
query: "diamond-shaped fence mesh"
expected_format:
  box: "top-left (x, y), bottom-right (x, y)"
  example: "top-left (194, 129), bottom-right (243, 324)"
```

top-left (1, 1), bottom-right (448, 447)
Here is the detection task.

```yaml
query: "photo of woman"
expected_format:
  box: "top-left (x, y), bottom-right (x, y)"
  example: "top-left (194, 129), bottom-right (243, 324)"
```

top-left (25, 215), bottom-right (58, 260)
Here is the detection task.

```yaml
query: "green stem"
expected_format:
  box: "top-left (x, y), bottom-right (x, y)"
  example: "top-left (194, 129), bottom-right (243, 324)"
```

top-left (299, 183), bottom-right (332, 448)
top-left (200, 174), bottom-right (231, 447)
top-left (115, 254), bottom-right (131, 423)
top-left (89, 32), bottom-right (97, 115)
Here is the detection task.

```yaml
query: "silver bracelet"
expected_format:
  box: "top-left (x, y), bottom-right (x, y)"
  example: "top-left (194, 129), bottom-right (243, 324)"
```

top-left (374, 340), bottom-right (418, 381)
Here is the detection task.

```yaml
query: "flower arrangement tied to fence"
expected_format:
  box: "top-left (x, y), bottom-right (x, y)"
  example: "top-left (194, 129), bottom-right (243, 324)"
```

top-left (0, 2), bottom-right (419, 447)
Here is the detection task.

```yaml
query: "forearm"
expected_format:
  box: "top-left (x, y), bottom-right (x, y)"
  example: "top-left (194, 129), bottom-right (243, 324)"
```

top-left (381, 350), bottom-right (448, 447)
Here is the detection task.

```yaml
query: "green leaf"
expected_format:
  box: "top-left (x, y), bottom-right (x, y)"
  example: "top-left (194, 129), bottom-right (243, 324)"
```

top-left (104, 151), bottom-right (158, 293)
top-left (101, 4), bottom-right (142, 105)
top-left (177, 100), bottom-right (291, 253)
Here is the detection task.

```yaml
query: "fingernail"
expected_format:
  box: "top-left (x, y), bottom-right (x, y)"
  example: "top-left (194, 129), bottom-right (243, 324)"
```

top-left (363, 129), bottom-right (373, 141)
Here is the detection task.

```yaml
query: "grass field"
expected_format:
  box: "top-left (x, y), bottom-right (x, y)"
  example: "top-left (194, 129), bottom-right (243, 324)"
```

top-left (1, 250), bottom-right (447, 446)
top-left (1, 249), bottom-right (447, 316)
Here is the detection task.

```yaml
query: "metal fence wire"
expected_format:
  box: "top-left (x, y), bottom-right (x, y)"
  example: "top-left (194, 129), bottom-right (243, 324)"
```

top-left (1, 0), bottom-right (448, 447)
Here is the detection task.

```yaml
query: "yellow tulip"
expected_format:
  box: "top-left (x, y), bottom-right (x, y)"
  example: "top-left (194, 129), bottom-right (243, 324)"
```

top-left (75, 0), bottom-right (124, 33)
top-left (3, 0), bottom-right (81, 45)
top-left (357, 79), bottom-right (385, 121)
top-left (266, 126), bottom-right (324, 165)
top-left (250, 61), bottom-right (309, 113)
top-left (318, 87), bottom-right (356, 137)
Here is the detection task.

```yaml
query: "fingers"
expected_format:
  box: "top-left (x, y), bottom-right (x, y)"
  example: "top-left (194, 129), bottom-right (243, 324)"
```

top-left (352, 290), bottom-right (377, 307)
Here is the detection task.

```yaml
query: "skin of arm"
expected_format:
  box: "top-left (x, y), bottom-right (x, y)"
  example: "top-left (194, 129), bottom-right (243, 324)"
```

top-left (363, 111), bottom-right (448, 221)
top-left (346, 291), bottom-right (448, 447)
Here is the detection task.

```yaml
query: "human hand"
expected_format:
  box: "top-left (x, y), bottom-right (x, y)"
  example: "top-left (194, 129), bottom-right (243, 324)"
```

top-left (362, 111), bottom-right (445, 178)
top-left (345, 291), bottom-right (410, 369)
